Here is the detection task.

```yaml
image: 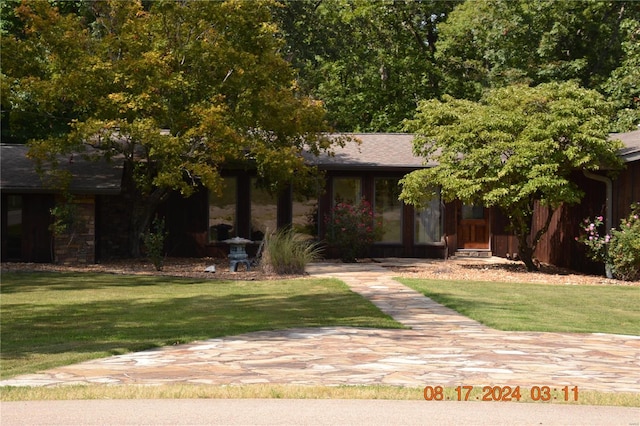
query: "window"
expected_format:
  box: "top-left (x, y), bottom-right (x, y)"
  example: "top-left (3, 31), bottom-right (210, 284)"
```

top-left (209, 177), bottom-right (236, 242)
top-left (462, 204), bottom-right (484, 220)
top-left (333, 177), bottom-right (361, 205)
top-left (374, 178), bottom-right (402, 243)
top-left (415, 191), bottom-right (443, 244)
top-left (292, 196), bottom-right (318, 237)
top-left (250, 178), bottom-right (278, 241)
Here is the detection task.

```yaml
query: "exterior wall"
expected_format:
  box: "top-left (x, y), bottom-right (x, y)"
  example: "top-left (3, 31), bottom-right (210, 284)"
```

top-left (164, 188), bottom-right (209, 257)
top-left (524, 166), bottom-right (637, 275)
top-left (53, 195), bottom-right (96, 265)
top-left (317, 170), bottom-right (447, 259)
top-left (163, 169), bottom-right (448, 260)
top-left (612, 161), bottom-right (640, 224)
top-left (490, 172), bottom-right (607, 274)
top-left (1, 193), bottom-right (54, 263)
top-left (96, 194), bottom-right (132, 260)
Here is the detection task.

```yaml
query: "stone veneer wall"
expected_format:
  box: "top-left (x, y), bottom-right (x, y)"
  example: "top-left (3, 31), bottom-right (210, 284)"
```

top-left (54, 195), bottom-right (96, 265)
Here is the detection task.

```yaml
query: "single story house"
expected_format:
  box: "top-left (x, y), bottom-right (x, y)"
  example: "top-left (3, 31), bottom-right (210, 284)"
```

top-left (2, 130), bottom-right (639, 272)
top-left (0, 144), bottom-right (124, 263)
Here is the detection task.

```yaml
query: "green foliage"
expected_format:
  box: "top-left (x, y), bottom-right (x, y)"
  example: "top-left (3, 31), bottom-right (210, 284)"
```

top-left (437, 0), bottom-right (640, 108)
top-left (580, 203), bottom-right (640, 281)
top-left (49, 196), bottom-right (78, 237)
top-left (609, 211), bottom-right (640, 281)
top-left (274, 0), bottom-right (459, 132)
top-left (261, 227), bottom-right (323, 275)
top-left (603, 19), bottom-right (640, 132)
top-left (577, 215), bottom-right (609, 264)
top-left (2, 0), bottom-right (337, 256)
top-left (143, 216), bottom-right (168, 271)
top-left (401, 81), bottom-right (624, 271)
top-left (324, 199), bottom-right (382, 262)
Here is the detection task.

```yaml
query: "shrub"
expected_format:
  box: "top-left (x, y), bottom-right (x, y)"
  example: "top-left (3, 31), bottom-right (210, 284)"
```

top-left (143, 216), bottom-right (168, 271)
top-left (577, 215), bottom-right (609, 263)
top-left (261, 227), bottom-right (323, 275)
top-left (607, 203), bottom-right (640, 281)
top-left (324, 199), bottom-right (382, 262)
top-left (578, 202), bottom-right (640, 281)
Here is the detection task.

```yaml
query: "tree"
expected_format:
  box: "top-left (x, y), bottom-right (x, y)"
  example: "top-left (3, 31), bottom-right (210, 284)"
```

top-left (603, 18), bottom-right (640, 132)
top-left (2, 0), bottom-right (338, 257)
top-left (400, 82), bottom-right (624, 271)
top-left (436, 0), bottom-right (640, 104)
top-left (274, 0), bottom-right (460, 132)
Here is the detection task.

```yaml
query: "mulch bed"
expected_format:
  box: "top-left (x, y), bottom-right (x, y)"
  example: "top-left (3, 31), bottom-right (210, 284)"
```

top-left (1, 257), bottom-right (637, 286)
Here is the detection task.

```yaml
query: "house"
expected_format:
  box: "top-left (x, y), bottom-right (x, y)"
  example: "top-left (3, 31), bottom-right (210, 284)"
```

top-left (530, 129), bottom-right (640, 273)
top-left (0, 144), bottom-right (124, 264)
top-left (2, 130), bottom-right (639, 271)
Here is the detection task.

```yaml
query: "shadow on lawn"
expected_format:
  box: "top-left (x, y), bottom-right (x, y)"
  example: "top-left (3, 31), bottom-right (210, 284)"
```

top-left (1, 284), bottom-right (400, 364)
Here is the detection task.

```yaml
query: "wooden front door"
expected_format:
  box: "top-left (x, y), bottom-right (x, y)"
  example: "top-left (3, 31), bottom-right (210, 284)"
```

top-left (458, 203), bottom-right (490, 249)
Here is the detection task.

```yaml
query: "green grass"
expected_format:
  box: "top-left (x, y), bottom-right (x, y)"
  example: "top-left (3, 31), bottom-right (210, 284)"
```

top-left (0, 272), bottom-right (403, 379)
top-left (397, 278), bottom-right (640, 335)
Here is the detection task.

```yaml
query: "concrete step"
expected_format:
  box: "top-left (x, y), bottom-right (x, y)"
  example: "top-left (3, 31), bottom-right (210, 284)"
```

top-left (454, 249), bottom-right (492, 258)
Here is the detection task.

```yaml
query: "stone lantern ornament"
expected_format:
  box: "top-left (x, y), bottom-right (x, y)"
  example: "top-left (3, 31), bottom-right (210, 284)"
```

top-left (223, 237), bottom-right (253, 272)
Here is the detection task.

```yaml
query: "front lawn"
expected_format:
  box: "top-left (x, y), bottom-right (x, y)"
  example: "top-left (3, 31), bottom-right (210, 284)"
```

top-left (0, 272), bottom-right (402, 379)
top-left (397, 278), bottom-right (640, 335)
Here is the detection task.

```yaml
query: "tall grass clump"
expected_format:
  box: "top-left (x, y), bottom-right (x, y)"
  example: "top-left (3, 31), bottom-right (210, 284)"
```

top-left (261, 227), bottom-right (323, 275)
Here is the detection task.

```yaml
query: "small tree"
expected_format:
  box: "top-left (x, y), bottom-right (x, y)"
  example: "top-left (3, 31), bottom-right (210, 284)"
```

top-left (401, 82), bottom-right (623, 271)
top-left (143, 216), bottom-right (168, 272)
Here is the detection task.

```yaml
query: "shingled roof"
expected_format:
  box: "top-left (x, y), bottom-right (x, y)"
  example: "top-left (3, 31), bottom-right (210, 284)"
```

top-left (306, 131), bottom-right (640, 170)
top-left (613, 129), bottom-right (640, 163)
top-left (305, 133), bottom-right (433, 171)
top-left (0, 144), bottom-right (123, 194)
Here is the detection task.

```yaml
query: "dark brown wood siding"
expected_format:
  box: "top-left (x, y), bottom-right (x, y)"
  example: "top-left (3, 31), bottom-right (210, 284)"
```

top-left (529, 168), bottom-right (637, 275)
top-left (612, 161), bottom-right (640, 224)
top-left (1, 194), bottom-right (54, 263)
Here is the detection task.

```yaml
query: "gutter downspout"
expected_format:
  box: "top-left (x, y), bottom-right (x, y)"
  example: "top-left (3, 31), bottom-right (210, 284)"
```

top-left (583, 170), bottom-right (613, 278)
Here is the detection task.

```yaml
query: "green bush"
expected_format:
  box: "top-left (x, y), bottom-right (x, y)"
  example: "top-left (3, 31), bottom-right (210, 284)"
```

top-left (143, 216), bottom-right (168, 271)
top-left (579, 202), bottom-right (640, 281)
top-left (607, 203), bottom-right (640, 281)
top-left (324, 199), bottom-right (383, 262)
top-left (261, 227), bottom-right (323, 275)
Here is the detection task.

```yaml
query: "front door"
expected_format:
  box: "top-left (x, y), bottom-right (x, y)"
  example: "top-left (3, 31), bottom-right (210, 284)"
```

top-left (458, 203), bottom-right (490, 249)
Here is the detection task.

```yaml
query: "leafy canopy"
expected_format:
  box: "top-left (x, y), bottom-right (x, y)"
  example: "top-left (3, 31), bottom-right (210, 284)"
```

top-left (1, 0), bottom-right (339, 255)
top-left (400, 81), bottom-right (624, 270)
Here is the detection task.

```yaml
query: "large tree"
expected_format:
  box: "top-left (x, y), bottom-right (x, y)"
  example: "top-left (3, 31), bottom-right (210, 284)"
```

top-left (2, 0), bottom-right (337, 256)
top-left (436, 0), bottom-right (640, 109)
top-left (603, 18), bottom-right (640, 132)
top-left (274, 0), bottom-right (460, 132)
top-left (400, 82), bottom-right (623, 271)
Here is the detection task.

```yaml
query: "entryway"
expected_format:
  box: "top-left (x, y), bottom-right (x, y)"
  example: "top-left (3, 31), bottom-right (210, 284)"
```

top-left (456, 203), bottom-right (491, 257)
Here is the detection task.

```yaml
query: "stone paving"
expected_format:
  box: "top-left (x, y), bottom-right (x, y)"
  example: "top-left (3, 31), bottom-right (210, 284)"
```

top-left (1, 262), bottom-right (639, 393)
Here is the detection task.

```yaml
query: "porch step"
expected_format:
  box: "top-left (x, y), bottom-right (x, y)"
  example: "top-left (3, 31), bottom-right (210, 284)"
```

top-left (454, 249), bottom-right (492, 258)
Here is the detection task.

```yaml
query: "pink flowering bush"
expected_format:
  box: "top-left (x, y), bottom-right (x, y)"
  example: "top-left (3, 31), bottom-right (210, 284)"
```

top-left (578, 202), bottom-right (640, 281)
top-left (577, 215), bottom-right (609, 263)
top-left (324, 199), bottom-right (382, 262)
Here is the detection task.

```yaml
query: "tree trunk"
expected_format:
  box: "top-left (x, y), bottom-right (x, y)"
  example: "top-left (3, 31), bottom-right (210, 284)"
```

top-left (129, 187), bottom-right (169, 258)
top-left (518, 241), bottom-right (538, 272)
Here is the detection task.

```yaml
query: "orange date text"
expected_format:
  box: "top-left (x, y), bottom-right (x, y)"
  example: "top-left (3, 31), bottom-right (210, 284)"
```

top-left (423, 385), bottom-right (579, 402)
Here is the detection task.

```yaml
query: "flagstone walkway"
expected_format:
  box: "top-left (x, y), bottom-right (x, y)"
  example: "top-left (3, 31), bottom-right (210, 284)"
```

top-left (2, 262), bottom-right (639, 393)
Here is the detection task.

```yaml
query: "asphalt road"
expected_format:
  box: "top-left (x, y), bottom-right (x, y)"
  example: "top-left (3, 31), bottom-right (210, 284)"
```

top-left (2, 399), bottom-right (639, 425)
